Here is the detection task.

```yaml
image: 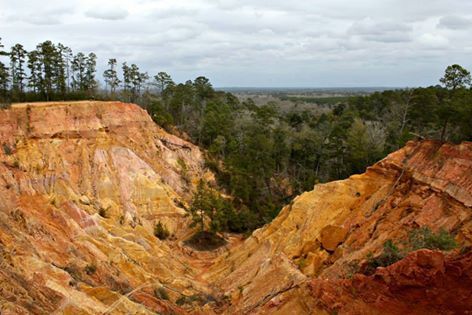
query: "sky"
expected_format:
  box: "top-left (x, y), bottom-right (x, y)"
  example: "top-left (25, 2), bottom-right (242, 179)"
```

top-left (1, 0), bottom-right (472, 87)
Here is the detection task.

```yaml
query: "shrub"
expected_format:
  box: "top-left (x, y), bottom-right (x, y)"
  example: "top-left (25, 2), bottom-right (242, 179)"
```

top-left (84, 264), bottom-right (97, 275)
top-left (363, 227), bottom-right (458, 276)
top-left (408, 227), bottom-right (457, 251)
top-left (154, 221), bottom-right (170, 240)
top-left (183, 231), bottom-right (226, 251)
top-left (154, 287), bottom-right (169, 300)
top-left (2, 143), bottom-right (13, 155)
top-left (365, 240), bottom-right (404, 274)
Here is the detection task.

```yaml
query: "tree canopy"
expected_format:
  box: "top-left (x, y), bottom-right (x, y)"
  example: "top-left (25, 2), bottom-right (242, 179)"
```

top-left (0, 38), bottom-right (470, 234)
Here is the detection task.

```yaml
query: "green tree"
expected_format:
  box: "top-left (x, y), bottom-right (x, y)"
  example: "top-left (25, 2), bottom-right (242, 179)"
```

top-left (54, 43), bottom-right (68, 95)
top-left (10, 43), bottom-right (27, 98)
top-left (103, 58), bottom-right (121, 94)
top-left (153, 71), bottom-right (174, 94)
top-left (0, 38), bottom-right (10, 103)
top-left (346, 118), bottom-right (386, 172)
top-left (189, 180), bottom-right (234, 233)
top-left (85, 52), bottom-right (97, 92)
top-left (440, 64), bottom-right (471, 90)
top-left (36, 40), bottom-right (58, 100)
top-left (57, 43), bottom-right (73, 91)
top-left (27, 50), bottom-right (42, 94)
top-left (438, 64), bottom-right (471, 140)
top-left (121, 63), bottom-right (147, 102)
top-left (129, 64), bottom-right (147, 101)
top-left (122, 62), bottom-right (131, 96)
top-left (0, 63), bottom-right (8, 103)
top-left (190, 180), bottom-right (215, 232)
top-left (194, 76), bottom-right (213, 101)
top-left (71, 52), bottom-right (87, 91)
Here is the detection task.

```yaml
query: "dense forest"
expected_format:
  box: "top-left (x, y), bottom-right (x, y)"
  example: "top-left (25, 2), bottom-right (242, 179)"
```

top-left (1, 38), bottom-right (471, 235)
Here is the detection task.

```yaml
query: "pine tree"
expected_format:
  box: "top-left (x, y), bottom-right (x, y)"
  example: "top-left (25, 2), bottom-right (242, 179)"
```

top-left (71, 52), bottom-right (87, 91)
top-left (0, 63), bottom-right (9, 103)
top-left (36, 41), bottom-right (58, 100)
top-left (57, 44), bottom-right (73, 91)
top-left (103, 58), bottom-right (121, 94)
top-left (153, 72), bottom-right (174, 94)
top-left (0, 38), bottom-right (10, 103)
top-left (27, 50), bottom-right (42, 94)
top-left (10, 44), bottom-right (27, 98)
top-left (54, 43), bottom-right (68, 95)
top-left (85, 52), bottom-right (97, 92)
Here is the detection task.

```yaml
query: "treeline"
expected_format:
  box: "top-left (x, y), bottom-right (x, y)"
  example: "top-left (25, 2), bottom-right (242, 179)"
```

top-left (0, 38), bottom-right (158, 104)
top-left (1, 37), bottom-right (471, 234)
top-left (0, 38), bottom-right (100, 102)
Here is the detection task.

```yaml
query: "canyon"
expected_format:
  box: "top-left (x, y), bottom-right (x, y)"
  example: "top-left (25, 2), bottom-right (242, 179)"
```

top-left (0, 101), bottom-right (471, 314)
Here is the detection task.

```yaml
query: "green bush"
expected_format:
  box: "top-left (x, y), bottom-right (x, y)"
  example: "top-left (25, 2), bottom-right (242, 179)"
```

top-left (183, 231), bottom-right (226, 251)
top-left (154, 221), bottom-right (170, 240)
top-left (362, 227), bottom-right (458, 276)
top-left (154, 287), bottom-right (169, 300)
top-left (365, 240), bottom-right (404, 274)
top-left (408, 227), bottom-right (457, 251)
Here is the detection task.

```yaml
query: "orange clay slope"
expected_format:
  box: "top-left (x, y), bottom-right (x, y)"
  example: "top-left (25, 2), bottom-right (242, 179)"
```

top-left (0, 101), bottom-right (471, 314)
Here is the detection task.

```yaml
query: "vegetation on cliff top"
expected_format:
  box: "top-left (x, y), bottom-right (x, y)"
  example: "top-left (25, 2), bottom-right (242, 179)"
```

top-left (1, 38), bottom-right (471, 236)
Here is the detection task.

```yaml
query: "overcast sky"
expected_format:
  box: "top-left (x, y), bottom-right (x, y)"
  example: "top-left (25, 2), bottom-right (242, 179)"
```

top-left (1, 0), bottom-right (472, 87)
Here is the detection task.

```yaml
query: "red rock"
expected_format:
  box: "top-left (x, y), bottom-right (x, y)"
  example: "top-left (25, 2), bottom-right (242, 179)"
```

top-left (309, 249), bottom-right (472, 314)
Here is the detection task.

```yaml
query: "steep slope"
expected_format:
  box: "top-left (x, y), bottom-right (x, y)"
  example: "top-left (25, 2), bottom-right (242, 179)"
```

top-left (0, 101), bottom-right (471, 315)
top-left (0, 101), bottom-right (214, 314)
top-left (205, 140), bottom-right (472, 314)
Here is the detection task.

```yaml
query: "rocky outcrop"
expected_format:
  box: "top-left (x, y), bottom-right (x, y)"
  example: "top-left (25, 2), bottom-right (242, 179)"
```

top-left (0, 101), bottom-right (214, 314)
top-left (310, 249), bottom-right (472, 314)
top-left (205, 140), bottom-right (472, 314)
top-left (0, 101), bottom-right (471, 314)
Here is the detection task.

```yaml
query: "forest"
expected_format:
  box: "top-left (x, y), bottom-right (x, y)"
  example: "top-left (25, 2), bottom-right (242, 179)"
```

top-left (1, 38), bottom-right (471, 235)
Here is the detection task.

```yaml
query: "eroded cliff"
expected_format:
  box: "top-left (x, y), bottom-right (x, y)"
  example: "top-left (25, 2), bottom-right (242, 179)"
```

top-left (205, 140), bottom-right (472, 314)
top-left (0, 101), bottom-right (215, 314)
top-left (0, 101), bottom-right (471, 315)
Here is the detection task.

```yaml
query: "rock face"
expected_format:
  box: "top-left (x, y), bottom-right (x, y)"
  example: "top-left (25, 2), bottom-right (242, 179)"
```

top-left (205, 140), bottom-right (472, 314)
top-left (0, 101), bottom-right (471, 314)
top-left (310, 249), bottom-right (472, 314)
top-left (0, 101), bottom-right (213, 314)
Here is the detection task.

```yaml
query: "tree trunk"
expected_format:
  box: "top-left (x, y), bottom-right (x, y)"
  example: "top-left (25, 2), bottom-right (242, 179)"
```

top-left (440, 117), bottom-right (449, 142)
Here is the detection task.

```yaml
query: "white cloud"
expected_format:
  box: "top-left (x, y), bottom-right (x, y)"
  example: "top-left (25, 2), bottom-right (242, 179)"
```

top-left (0, 0), bottom-right (471, 87)
top-left (85, 7), bottom-right (128, 21)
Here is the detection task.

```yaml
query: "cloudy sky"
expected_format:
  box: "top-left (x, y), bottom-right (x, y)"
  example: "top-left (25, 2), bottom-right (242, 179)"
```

top-left (1, 0), bottom-right (472, 87)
